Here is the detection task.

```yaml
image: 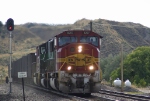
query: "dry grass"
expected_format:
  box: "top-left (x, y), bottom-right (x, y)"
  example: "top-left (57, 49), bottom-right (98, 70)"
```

top-left (126, 91), bottom-right (143, 94)
top-left (0, 65), bottom-right (8, 80)
top-left (0, 49), bottom-right (35, 58)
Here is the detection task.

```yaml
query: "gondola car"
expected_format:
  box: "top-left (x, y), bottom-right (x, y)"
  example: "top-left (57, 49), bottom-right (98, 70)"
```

top-left (11, 53), bottom-right (36, 84)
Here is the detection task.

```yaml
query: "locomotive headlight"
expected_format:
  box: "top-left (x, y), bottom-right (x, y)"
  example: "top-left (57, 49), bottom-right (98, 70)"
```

top-left (78, 45), bottom-right (82, 53)
top-left (67, 66), bottom-right (72, 70)
top-left (89, 65), bottom-right (94, 70)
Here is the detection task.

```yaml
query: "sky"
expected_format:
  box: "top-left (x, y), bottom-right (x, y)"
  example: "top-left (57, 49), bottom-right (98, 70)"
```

top-left (1, 0), bottom-right (150, 27)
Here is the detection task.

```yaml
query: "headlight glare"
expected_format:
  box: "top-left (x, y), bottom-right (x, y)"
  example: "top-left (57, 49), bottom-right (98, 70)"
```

top-left (67, 66), bottom-right (72, 70)
top-left (89, 65), bottom-right (94, 70)
top-left (78, 45), bottom-right (82, 53)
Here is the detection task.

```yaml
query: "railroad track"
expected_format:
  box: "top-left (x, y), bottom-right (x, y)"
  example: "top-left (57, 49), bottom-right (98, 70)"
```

top-left (98, 89), bottom-right (150, 101)
top-left (15, 82), bottom-right (89, 101)
top-left (25, 83), bottom-right (122, 101)
top-left (30, 85), bottom-right (89, 101)
top-left (16, 82), bottom-right (117, 101)
top-left (16, 82), bottom-right (150, 101)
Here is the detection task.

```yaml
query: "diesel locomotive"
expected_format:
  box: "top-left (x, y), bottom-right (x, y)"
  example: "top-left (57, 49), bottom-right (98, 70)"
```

top-left (11, 30), bottom-right (103, 95)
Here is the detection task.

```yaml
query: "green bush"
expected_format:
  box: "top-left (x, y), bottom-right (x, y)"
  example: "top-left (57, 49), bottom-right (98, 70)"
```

top-left (110, 46), bottom-right (150, 87)
top-left (139, 79), bottom-right (147, 87)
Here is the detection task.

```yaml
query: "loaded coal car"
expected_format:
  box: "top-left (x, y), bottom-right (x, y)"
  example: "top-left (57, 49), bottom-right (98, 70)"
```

top-left (33, 30), bottom-right (103, 95)
top-left (11, 53), bottom-right (36, 84)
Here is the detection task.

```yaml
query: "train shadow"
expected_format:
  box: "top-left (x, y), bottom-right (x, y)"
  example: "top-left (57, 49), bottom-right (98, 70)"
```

top-left (69, 93), bottom-right (91, 97)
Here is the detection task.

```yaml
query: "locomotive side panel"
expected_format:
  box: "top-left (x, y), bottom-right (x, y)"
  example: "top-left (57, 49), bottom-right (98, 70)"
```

top-left (39, 42), bottom-right (47, 74)
top-left (46, 40), bottom-right (56, 72)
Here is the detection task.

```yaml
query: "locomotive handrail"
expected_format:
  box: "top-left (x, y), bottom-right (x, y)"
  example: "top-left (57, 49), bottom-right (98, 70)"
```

top-left (94, 60), bottom-right (102, 80)
top-left (59, 61), bottom-right (66, 71)
top-left (58, 61), bottom-right (66, 81)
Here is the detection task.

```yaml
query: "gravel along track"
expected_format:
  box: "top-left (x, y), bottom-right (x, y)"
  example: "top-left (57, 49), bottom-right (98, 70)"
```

top-left (1, 82), bottom-right (150, 101)
top-left (0, 82), bottom-right (72, 101)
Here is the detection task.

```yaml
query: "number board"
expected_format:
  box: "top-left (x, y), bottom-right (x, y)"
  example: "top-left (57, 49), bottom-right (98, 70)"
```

top-left (18, 72), bottom-right (27, 78)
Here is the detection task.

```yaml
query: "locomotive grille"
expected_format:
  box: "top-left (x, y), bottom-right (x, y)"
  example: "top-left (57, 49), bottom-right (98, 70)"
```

top-left (76, 77), bottom-right (84, 88)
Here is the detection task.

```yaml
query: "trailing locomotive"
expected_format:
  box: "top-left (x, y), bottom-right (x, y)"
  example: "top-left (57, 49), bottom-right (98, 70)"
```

top-left (11, 30), bottom-right (103, 95)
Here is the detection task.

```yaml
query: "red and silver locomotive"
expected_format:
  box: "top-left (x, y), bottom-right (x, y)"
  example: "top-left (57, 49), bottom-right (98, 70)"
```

top-left (33, 30), bottom-right (103, 95)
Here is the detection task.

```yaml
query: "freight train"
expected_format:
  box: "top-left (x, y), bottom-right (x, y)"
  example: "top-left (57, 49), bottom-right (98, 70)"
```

top-left (11, 30), bottom-right (103, 95)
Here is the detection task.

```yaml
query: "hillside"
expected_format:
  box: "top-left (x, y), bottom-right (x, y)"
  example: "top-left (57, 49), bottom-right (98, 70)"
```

top-left (24, 18), bottom-right (150, 57)
top-left (0, 18), bottom-right (150, 68)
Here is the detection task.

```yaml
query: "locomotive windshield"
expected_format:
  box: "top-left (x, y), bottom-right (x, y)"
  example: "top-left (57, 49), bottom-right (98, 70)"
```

top-left (59, 36), bottom-right (77, 46)
top-left (80, 36), bottom-right (98, 46)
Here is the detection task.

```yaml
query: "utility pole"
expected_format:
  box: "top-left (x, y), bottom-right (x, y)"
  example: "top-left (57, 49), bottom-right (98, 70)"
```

top-left (6, 18), bottom-right (14, 94)
top-left (121, 43), bottom-right (123, 92)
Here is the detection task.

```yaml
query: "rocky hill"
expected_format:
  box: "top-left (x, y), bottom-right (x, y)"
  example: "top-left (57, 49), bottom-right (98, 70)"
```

top-left (23, 18), bottom-right (150, 57)
top-left (0, 18), bottom-right (150, 67)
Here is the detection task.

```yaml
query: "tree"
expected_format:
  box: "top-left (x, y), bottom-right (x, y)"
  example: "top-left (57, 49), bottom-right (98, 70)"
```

top-left (111, 46), bottom-right (150, 86)
top-left (0, 21), bottom-right (3, 33)
top-left (101, 53), bottom-right (127, 81)
top-left (0, 21), bottom-right (7, 39)
top-left (0, 21), bottom-right (3, 27)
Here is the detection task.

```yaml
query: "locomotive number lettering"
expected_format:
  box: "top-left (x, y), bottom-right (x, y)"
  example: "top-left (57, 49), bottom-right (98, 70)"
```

top-left (68, 58), bottom-right (75, 62)
top-left (86, 58), bottom-right (91, 62)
